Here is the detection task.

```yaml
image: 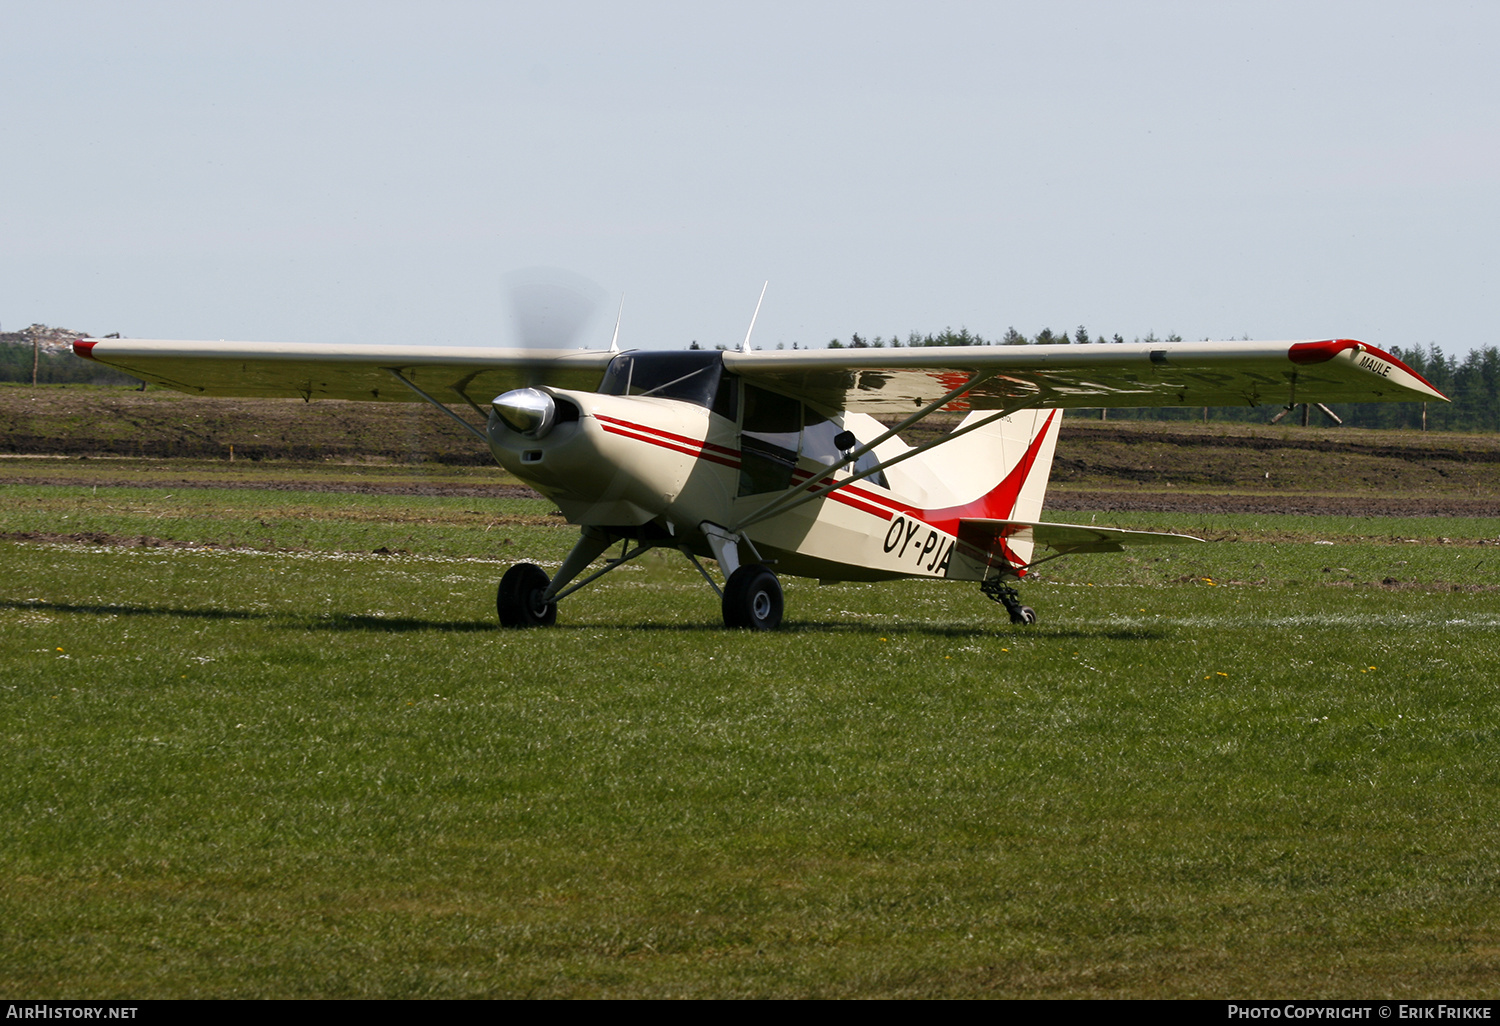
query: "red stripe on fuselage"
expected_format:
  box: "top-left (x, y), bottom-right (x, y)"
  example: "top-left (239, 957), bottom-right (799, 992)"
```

top-left (787, 469), bottom-right (895, 521)
top-left (599, 421), bottom-right (741, 468)
top-left (595, 415), bottom-right (739, 458)
top-left (822, 489), bottom-right (896, 521)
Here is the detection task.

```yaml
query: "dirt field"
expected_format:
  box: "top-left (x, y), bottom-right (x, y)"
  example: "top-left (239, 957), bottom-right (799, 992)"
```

top-left (0, 384), bottom-right (492, 463)
top-left (5, 384), bottom-right (1498, 514)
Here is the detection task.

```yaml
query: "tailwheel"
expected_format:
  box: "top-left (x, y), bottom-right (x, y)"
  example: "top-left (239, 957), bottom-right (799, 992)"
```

top-left (497, 562), bottom-right (557, 628)
top-left (722, 564), bottom-right (783, 631)
top-left (980, 577), bottom-right (1038, 625)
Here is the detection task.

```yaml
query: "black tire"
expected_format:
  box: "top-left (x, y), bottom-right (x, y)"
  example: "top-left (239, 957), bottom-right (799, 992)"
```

top-left (1017, 605), bottom-right (1038, 625)
top-left (497, 562), bottom-right (557, 628)
top-left (722, 565), bottom-right (783, 630)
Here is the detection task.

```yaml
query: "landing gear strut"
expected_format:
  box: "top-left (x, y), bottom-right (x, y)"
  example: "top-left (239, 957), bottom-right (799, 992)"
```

top-left (980, 577), bottom-right (1037, 625)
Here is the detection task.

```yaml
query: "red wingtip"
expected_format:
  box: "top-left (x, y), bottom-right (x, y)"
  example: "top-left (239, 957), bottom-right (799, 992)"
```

top-left (1288, 338), bottom-right (1447, 400)
top-left (1288, 338), bottom-right (1363, 364)
top-left (72, 339), bottom-right (97, 360)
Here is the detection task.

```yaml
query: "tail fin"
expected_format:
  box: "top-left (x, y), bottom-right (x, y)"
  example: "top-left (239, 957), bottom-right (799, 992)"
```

top-left (914, 408), bottom-right (1063, 529)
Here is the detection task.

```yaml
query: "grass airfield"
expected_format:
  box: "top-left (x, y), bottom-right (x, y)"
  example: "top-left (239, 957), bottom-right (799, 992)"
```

top-left (4, 468), bottom-right (1500, 997)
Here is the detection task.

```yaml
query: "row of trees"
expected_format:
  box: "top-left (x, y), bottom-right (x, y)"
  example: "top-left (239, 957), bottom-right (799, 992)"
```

top-left (827, 326), bottom-right (1165, 348)
top-left (1333, 344), bottom-right (1500, 432)
top-left (0, 340), bottom-right (138, 386)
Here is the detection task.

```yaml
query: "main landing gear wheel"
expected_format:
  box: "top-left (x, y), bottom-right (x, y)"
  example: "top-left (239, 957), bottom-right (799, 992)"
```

top-left (497, 562), bottom-right (557, 628)
top-left (722, 565), bottom-right (783, 630)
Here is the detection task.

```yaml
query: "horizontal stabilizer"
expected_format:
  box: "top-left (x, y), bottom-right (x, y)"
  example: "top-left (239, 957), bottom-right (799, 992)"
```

top-left (947, 517), bottom-right (1202, 580)
top-left (967, 517), bottom-right (1204, 554)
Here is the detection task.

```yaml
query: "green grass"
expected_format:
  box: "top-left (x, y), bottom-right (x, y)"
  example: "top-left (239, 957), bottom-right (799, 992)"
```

top-left (0, 484), bottom-right (558, 556)
top-left (4, 488), bottom-right (1500, 997)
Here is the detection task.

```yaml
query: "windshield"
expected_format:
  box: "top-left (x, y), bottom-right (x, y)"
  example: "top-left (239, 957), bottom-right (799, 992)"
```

top-left (599, 351), bottom-right (725, 409)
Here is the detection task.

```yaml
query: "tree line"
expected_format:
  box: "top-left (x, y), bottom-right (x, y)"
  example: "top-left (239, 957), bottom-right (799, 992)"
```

top-left (826, 326), bottom-right (1155, 348)
top-left (0, 339), bottom-right (140, 386)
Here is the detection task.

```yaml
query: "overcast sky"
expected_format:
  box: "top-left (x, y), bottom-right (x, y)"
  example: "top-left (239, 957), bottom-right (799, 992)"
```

top-left (3, 1), bottom-right (1495, 354)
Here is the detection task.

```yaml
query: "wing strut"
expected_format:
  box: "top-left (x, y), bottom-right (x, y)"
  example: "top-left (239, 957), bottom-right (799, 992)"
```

top-left (384, 369), bottom-right (488, 443)
top-left (729, 369), bottom-right (1003, 531)
top-left (733, 399), bottom-right (1043, 532)
top-left (731, 373), bottom-right (1047, 533)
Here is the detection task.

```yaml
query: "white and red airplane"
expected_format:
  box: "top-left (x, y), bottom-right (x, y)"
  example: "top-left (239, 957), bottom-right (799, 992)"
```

top-left (73, 334), bottom-right (1445, 629)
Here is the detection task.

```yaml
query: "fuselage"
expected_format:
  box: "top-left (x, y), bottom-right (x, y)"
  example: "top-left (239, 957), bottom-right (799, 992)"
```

top-left (486, 351), bottom-right (1056, 582)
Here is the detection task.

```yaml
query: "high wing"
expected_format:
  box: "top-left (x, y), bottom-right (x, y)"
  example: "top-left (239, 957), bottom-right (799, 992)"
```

top-left (722, 338), bottom-right (1447, 412)
top-left (74, 336), bottom-right (1446, 411)
top-left (71, 340), bottom-right (616, 403)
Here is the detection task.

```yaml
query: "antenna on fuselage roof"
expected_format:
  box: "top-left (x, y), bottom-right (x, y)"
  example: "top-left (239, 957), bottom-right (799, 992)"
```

top-left (740, 281), bottom-right (768, 354)
top-left (608, 295), bottom-right (624, 353)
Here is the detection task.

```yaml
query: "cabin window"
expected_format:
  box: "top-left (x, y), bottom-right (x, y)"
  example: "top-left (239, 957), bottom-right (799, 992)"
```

top-left (800, 411), bottom-right (843, 467)
top-left (803, 411), bottom-right (888, 489)
top-left (738, 385), bottom-right (801, 495)
top-left (738, 386), bottom-right (888, 495)
top-left (713, 370), bottom-right (738, 420)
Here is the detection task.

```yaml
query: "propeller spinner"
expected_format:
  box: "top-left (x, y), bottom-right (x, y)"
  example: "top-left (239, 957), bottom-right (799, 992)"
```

top-left (491, 387), bottom-right (557, 438)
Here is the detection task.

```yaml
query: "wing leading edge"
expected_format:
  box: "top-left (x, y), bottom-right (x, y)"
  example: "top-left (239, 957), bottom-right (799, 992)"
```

top-left (723, 338), bottom-right (1447, 413)
top-left (74, 336), bottom-right (1445, 413)
top-left (72, 340), bottom-right (616, 403)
